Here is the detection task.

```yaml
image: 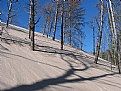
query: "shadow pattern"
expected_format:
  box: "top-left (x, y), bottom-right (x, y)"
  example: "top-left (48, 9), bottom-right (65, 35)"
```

top-left (0, 32), bottom-right (120, 91)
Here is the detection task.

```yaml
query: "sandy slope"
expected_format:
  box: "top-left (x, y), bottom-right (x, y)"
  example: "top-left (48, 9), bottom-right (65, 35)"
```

top-left (0, 25), bottom-right (121, 91)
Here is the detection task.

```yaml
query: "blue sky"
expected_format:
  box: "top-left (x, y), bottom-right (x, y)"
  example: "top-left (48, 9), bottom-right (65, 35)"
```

top-left (82, 0), bottom-right (98, 52)
top-left (0, 0), bottom-right (99, 53)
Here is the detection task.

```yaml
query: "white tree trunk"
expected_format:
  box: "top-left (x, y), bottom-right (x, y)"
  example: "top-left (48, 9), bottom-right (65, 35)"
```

top-left (95, 0), bottom-right (104, 64)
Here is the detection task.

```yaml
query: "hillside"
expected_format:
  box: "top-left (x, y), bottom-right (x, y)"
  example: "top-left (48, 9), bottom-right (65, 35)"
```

top-left (0, 23), bottom-right (121, 91)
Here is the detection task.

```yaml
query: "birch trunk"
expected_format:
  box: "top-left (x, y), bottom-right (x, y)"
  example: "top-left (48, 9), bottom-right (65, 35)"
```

top-left (52, 1), bottom-right (59, 40)
top-left (108, 0), bottom-right (117, 65)
top-left (95, 0), bottom-right (104, 64)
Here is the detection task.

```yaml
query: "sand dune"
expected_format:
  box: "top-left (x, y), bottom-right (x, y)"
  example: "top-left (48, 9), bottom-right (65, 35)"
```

top-left (0, 24), bottom-right (121, 91)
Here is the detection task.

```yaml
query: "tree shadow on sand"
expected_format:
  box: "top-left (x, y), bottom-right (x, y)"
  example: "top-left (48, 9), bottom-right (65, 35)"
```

top-left (1, 46), bottom-right (120, 91)
top-left (3, 72), bottom-right (119, 91)
top-left (2, 60), bottom-right (119, 91)
top-left (0, 38), bottom-right (120, 91)
top-left (35, 45), bottom-right (118, 72)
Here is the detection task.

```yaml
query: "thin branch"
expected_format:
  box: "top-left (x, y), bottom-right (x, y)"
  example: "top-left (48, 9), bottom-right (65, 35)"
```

top-left (35, 17), bottom-right (40, 25)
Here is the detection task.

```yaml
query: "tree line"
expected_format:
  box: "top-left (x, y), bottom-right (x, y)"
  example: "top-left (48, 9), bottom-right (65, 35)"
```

top-left (91, 0), bottom-right (121, 73)
top-left (0, 0), bottom-right (84, 50)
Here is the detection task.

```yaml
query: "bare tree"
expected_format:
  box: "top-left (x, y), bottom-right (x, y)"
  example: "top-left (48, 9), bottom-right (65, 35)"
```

top-left (61, 0), bottom-right (64, 50)
top-left (6, 0), bottom-right (18, 28)
top-left (95, 0), bottom-right (104, 64)
top-left (111, 0), bottom-right (121, 73)
top-left (117, 34), bottom-right (121, 73)
top-left (42, 2), bottom-right (55, 38)
top-left (52, 1), bottom-right (59, 40)
top-left (64, 0), bottom-right (84, 49)
top-left (29, 0), bottom-right (35, 50)
top-left (29, 0), bottom-right (40, 50)
top-left (90, 19), bottom-right (96, 55)
top-left (29, 0), bottom-right (40, 39)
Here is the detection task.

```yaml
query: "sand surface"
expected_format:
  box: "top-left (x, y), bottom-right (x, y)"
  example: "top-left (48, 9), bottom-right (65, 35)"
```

top-left (0, 24), bottom-right (121, 91)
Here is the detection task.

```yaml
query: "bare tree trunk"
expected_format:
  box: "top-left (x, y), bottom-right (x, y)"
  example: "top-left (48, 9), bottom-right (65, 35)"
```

top-left (93, 25), bottom-right (95, 55)
top-left (106, 0), bottom-right (115, 70)
top-left (91, 19), bottom-right (95, 55)
top-left (29, 6), bottom-right (31, 39)
top-left (49, 21), bottom-right (53, 36)
top-left (106, 0), bottom-right (117, 65)
top-left (48, 21), bottom-right (51, 37)
top-left (61, 0), bottom-right (64, 50)
top-left (30, 0), bottom-right (35, 51)
top-left (52, 1), bottom-right (59, 40)
top-left (68, 2), bottom-right (72, 45)
top-left (6, 0), bottom-right (13, 28)
top-left (29, 7), bottom-right (31, 39)
top-left (63, 13), bottom-right (66, 42)
top-left (43, 23), bottom-right (46, 35)
top-left (95, 0), bottom-right (104, 64)
top-left (47, 21), bottom-right (51, 38)
top-left (109, 0), bottom-right (117, 38)
top-left (117, 34), bottom-right (121, 73)
top-left (43, 19), bottom-right (48, 37)
top-left (29, 27), bottom-right (31, 39)
top-left (69, 12), bottom-right (72, 45)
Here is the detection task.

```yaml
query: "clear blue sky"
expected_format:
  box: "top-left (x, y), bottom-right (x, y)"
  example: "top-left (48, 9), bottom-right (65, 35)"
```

top-left (82, 0), bottom-right (98, 52)
top-left (0, 0), bottom-right (98, 53)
